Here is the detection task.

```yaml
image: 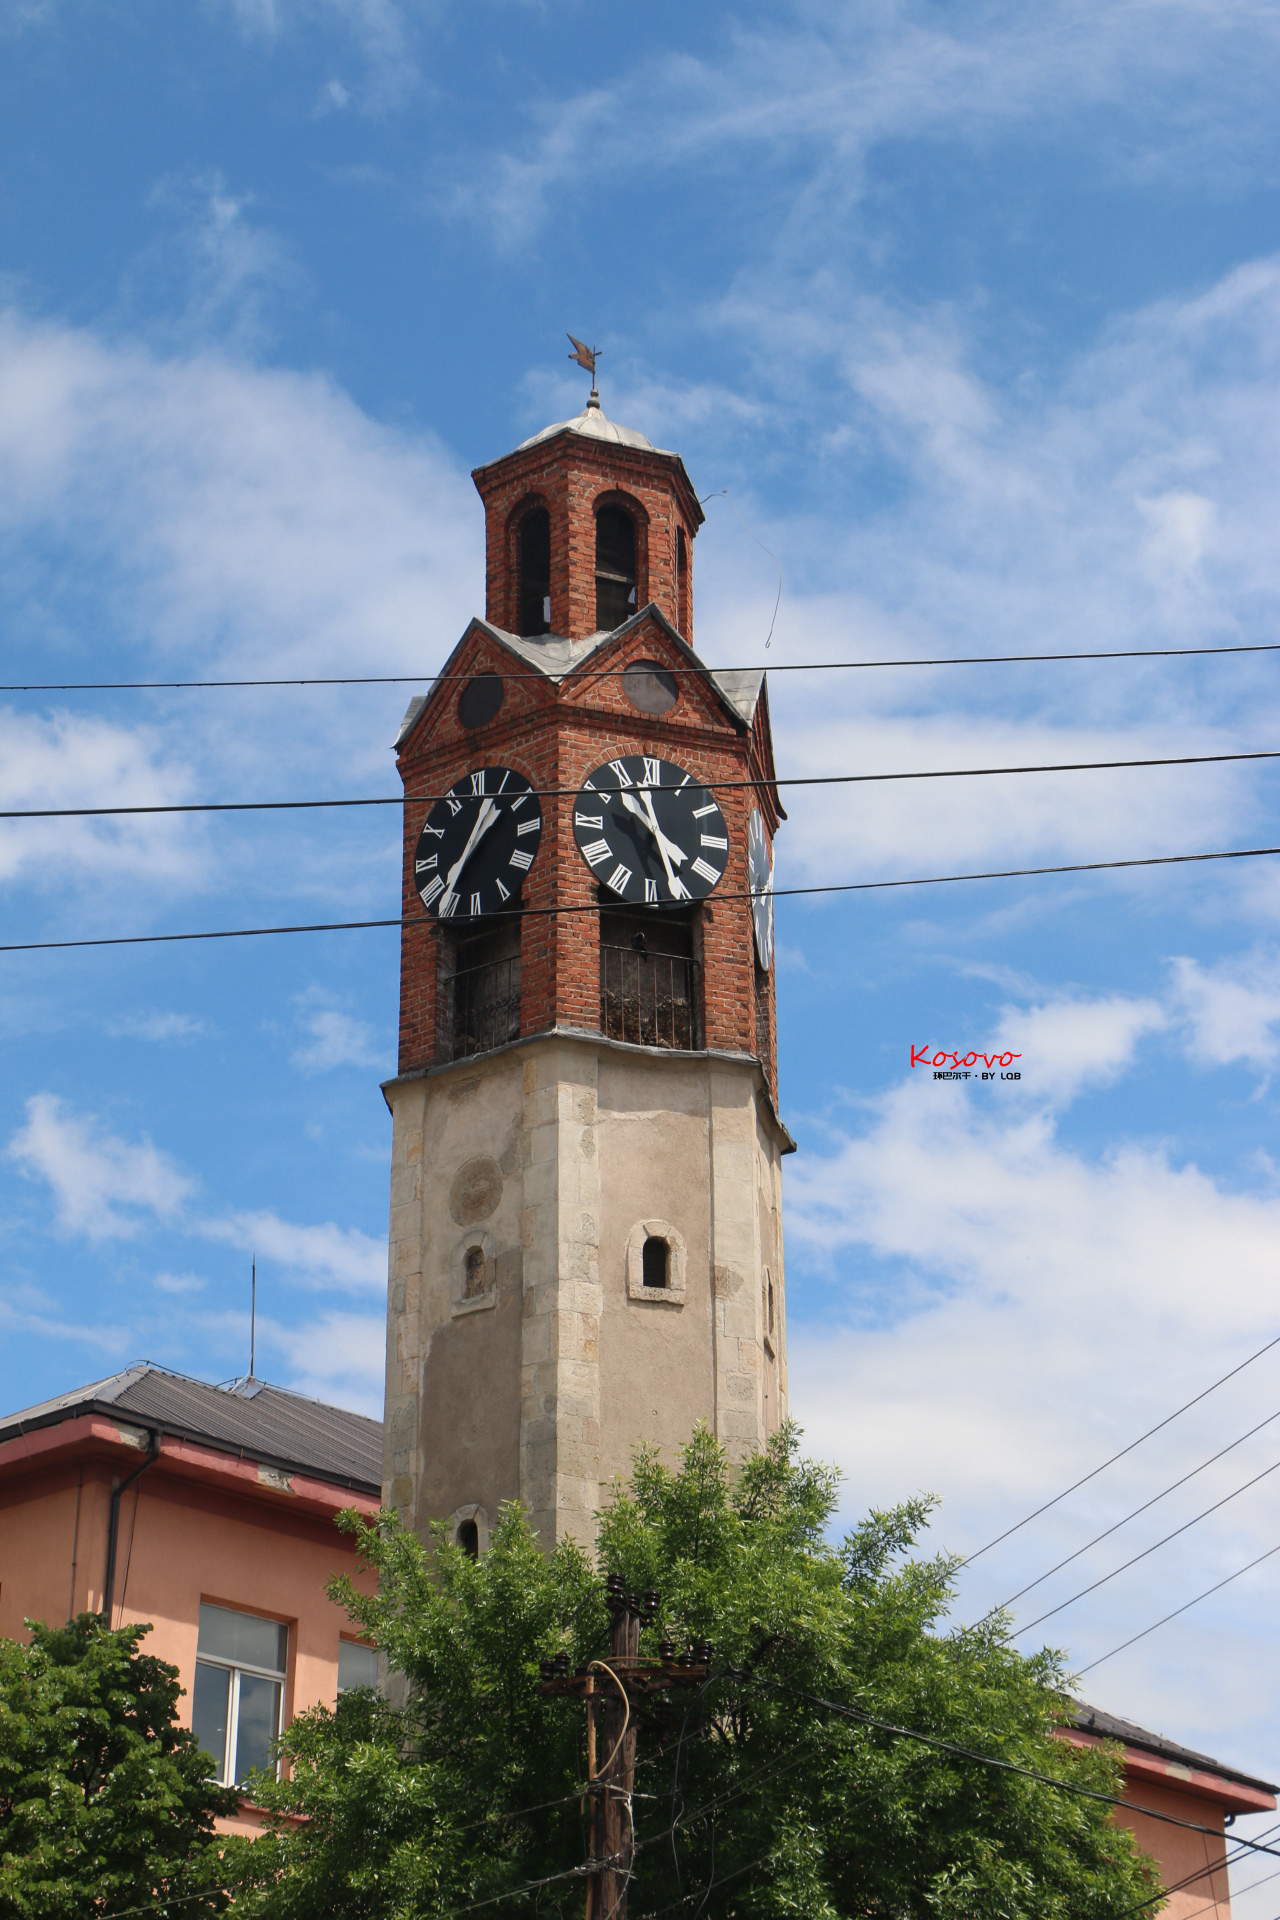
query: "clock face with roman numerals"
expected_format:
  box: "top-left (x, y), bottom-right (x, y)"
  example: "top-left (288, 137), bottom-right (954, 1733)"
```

top-left (413, 766), bottom-right (542, 920)
top-left (572, 755), bottom-right (729, 906)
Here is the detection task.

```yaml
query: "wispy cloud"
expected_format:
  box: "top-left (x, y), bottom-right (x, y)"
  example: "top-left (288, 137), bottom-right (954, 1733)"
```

top-left (6, 1094), bottom-right (196, 1239)
top-left (107, 1011), bottom-right (206, 1043)
top-left (291, 990), bottom-right (386, 1072)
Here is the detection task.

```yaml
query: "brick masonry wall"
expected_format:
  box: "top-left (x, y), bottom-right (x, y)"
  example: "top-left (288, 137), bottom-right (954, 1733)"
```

top-left (472, 432), bottom-right (703, 644)
top-left (396, 614), bottom-right (781, 1105)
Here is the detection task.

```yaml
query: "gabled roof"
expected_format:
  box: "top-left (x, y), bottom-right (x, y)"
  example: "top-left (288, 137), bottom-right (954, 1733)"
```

top-left (395, 606), bottom-right (765, 754)
top-left (0, 1364), bottom-right (382, 1496)
top-left (1071, 1699), bottom-right (1278, 1795)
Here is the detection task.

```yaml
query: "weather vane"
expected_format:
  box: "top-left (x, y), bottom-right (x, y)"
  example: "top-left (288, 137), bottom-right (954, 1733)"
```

top-left (567, 333), bottom-right (600, 407)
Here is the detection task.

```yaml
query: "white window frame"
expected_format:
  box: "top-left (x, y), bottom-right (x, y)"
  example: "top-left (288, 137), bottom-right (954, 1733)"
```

top-left (195, 1644), bottom-right (286, 1788)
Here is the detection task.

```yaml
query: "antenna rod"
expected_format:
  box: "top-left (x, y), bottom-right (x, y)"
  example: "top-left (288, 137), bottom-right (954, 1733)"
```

top-left (250, 1257), bottom-right (256, 1380)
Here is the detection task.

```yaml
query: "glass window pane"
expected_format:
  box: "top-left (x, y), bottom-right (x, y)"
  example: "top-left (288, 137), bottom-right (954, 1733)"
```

top-left (233, 1673), bottom-right (281, 1785)
top-left (337, 1641), bottom-right (379, 1692)
top-left (191, 1660), bottom-right (230, 1782)
top-left (197, 1602), bottom-right (287, 1673)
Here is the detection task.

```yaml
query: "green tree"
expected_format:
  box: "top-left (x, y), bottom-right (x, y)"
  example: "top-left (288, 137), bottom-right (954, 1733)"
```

top-left (221, 1426), bottom-right (1161, 1918)
top-left (0, 1614), bottom-right (235, 1919)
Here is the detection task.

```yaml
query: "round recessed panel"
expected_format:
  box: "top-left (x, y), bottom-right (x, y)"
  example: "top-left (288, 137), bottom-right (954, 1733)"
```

top-left (458, 673), bottom-right (504, 730)
top-left (621, 659), bottom-right (678, 716)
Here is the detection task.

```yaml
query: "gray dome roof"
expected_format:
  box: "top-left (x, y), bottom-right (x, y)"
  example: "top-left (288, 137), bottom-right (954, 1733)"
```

top-left (518, 395), bottom-right (658, 454)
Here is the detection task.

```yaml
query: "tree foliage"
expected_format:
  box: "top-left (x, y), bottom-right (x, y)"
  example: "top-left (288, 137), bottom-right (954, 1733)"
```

top-left (220, 1425), bottom-right (1162, 1918)
top-left (0, 1613), bottom-right (234, 1919)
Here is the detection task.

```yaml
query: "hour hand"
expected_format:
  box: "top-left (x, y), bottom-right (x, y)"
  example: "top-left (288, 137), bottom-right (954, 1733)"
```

top-left (619, 788), bottom-right (687, 866)
top-left (440, 798), bottom-right (498, 910)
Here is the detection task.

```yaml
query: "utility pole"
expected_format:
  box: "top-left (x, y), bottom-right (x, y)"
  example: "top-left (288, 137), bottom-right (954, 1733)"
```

top-left (540, 1575), bottom-right (713, 1920)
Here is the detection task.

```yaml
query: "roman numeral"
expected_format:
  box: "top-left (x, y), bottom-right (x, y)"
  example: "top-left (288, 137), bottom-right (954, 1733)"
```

top-left (516, 818), bottom-right (539, 836)
top-left (509, 792), bottom-right (530, 813)
top-left (445, 797), bottom-right (462, 817)
top-left (440, 894), bottom-right (459, 917)
top-left (470, 771), bottom-right (485, 795)
top-left (419, 876), bottom-right (444, 905)
top-left (420, 822), bottom-right (445, 839)
top-left (644, 877), bottom-right (658, 902)
top-left (580, 839), bottom-right (612, 869)
top-left (497, 769), bottom-right (510, 792)
top-left (678, 773), bottom-right (692, 789)
top-left (495, 877), bottom-right (510, 902)
top-left (608, 760), bottom-right (633, 787)
top-left (692, 802), bottom-right (718, 819)
top-left (470, 892), bottom-right (482, 915)
top-left (575, 812), bottom-right (604, 830)
top-left (582, 778), bottom-right (596, 792)
top-left (509, 849), bottom-right (534, 871)
top-left (691, 857), bottom-right (721, 884)
top-left (642, 757), bottom-right (661, 787)
top-left (700, 834), bottom-right (728, 850)
top-left (415, 856), bottom-right (437, 873)
top-left (606, 863), bottom-right (633, 895)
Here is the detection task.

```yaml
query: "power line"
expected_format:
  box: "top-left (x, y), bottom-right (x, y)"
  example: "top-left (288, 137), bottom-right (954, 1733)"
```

top-left (1012, 1453), bottom-right (1280, 1640)
top-left (6, 842), bottom-right (1280, 956)
top-left (961, 1329), bottom-right (1280, 1567)
top-left (1076, 1538), bottom-right (1280, 1675)
top-left (7, 636), bottom-right (1280, 694)
top-left (8, 744), bottom-right (1280, 823)
top-left (985, 1403), bottom-right (1280, 1617)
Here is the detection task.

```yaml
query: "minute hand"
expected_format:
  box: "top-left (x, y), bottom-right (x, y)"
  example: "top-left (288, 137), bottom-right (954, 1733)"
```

top-left (620, 789), bottom-right (690, 900)
top-left (440, 798), bottom-right (498, 910)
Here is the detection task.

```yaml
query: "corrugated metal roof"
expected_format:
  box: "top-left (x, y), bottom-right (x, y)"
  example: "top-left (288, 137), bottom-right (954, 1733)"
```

top-left (1071, 1698), bottom-right (1278, 1794)
top-left (0, 1364), bottom-right (382, 1495)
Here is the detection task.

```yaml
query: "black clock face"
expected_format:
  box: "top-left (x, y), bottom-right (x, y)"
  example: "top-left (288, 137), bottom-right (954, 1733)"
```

top-left (413, 766), bottom-right (542, 920)
top-left (572, 755), bottom-right (729, 906)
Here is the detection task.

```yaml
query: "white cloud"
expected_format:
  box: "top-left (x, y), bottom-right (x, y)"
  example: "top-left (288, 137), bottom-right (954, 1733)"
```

top-left (1169, 952), bottom-right (1280, 1070)
top-left (107, 1011), bottom-right (206, 1042)
top-left (5, 1093), bottom-right (196, 1239)
top-left (154, 1270), bottom-right (206, 1294)
top-left (291, 992), bottom-right (386, 1072)
top-left (270, 1307), bottom-right (385, 1415)
top-left (204, 1207), bottom-right (386, 1293)
top-left (316, 76), bottom-right (350, 113)
top-left (987, 994), bottom-right (1167, 1107)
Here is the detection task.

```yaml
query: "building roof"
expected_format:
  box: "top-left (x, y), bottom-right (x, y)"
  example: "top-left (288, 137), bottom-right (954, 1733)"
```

top-left (395, 606), bottom-right (765, 752)
top-left (0, 1364), bottom-right (382, 1496)
top-left (1071, 1699), bottom-right (1278, 1795)
top-left (515, 396), bottom-right (663, 455)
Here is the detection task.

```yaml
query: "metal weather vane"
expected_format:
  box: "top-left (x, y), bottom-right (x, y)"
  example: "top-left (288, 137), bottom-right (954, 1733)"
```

top-left (567, 333), bottom-right (600, 403)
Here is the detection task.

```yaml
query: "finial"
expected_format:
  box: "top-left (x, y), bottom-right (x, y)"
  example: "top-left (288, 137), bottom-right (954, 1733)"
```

top-left (567, 332), bottom-right (601, 410)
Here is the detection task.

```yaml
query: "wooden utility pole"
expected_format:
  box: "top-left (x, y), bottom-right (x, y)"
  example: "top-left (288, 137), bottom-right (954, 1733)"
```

top-left (539, 1577), bottom-right (712, 1920)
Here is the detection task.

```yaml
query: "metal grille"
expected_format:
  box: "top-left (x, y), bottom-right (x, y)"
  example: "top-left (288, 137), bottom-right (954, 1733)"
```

top-left (438, 956), bottom-right (520, 1063)
top-left (601, 946), bottom-right (695, 1051)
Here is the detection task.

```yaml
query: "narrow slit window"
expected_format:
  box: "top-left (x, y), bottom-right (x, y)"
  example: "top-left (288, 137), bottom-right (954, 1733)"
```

top-left (642, 1236), bottom-right (669, 1289)
top-left (456, 1518), bottom-right (479, 1558)
top-left (463, 1246), bottom-right (487, 1298)
top-left (595, 505), bottom-right (636, 631)
top-left (519, 507), bottom-right (551, 636)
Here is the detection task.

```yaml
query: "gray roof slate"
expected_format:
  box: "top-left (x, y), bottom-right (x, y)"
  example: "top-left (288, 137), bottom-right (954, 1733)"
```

top-left (0, 1364), bottom-right (382, 1495)
top-left (1071, 1698), bottom-right (1277, 1794)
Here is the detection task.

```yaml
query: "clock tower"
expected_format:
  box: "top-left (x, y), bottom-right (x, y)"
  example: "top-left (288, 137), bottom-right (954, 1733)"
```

top-left (381, 390), bottom-right (793, 1553)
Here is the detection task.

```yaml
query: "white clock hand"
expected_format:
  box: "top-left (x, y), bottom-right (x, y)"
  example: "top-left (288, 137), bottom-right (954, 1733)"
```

top-left (440, 797), bottom-right (499, 910)
top-left (620, 788), bottom-right (689, 899)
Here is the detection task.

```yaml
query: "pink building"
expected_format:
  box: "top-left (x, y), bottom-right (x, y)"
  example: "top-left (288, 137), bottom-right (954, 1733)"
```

top-left (0, 1364), bottom-right (380, 1835)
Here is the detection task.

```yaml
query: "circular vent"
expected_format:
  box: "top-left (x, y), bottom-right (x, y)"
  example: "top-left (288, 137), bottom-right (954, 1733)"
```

top-left (622, 659), bottom-right (678, 715)
top-left (458, 673), bottom-right (504, 729)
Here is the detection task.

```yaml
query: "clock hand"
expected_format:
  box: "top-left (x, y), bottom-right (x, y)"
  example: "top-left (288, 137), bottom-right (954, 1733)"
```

top-left (619, 788), bottom-right (688, 867)
top-left (440, 797), bottom-right (499, 910)
top-left (619, 789), bottom-right (689, 900)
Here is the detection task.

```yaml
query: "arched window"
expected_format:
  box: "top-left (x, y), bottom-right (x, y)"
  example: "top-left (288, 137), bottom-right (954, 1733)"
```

top-left (595, 505), bottom-right (636, 631)
top-left (642, 1235), bottom-right (669, 1289)
top-left (463, 1246), bottom-right (487, 1299)
top-left (519, 507), bottom-right (551, 636)
top-left (456, 1518), bottom-right (479, 1558)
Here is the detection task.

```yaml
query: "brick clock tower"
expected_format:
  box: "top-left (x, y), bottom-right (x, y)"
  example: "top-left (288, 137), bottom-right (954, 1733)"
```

top-left (381, 388), bottom-right (793, 1553)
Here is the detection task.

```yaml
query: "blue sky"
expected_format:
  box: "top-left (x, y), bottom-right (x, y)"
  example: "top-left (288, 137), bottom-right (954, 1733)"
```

top-left (4, 0), bottom-right (1280, 1870)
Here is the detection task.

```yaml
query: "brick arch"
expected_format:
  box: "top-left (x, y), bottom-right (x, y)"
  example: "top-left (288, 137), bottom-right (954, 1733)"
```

top-left (591, 488), bottom-right (650, 618)
top-left (503, 490), bottom-right (556, 634)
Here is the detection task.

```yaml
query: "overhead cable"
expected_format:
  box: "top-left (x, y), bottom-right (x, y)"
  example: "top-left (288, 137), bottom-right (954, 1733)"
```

top-left (985, 1402), bottom-right (1280, 1617)
top-left (961, 1328), bottom-right (1280, 1567)
top-left (6, 843), bottom-right (1280, 956)
top-left (1075, 1539), bottom-right (1280, 1675)
top-left (1011, 1454), bottom-right (1280, 1639)
top-left (6, 636), bottom-right (1280, 694)
top-left (6, 742), bottom-right (1280, 824)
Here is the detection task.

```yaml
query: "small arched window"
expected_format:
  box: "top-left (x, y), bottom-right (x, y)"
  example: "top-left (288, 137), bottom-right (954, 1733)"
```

top-left (519, 507), bottom-right (551, 637)
top-left (456, 1518), bottom-right (479, 1558)
top-left (463, 1246), bottom-right (487, 1299)
top-left (595, 505), bottom-right (636, 631)
top-left (642, 1235), bottom-right (669, 1289)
